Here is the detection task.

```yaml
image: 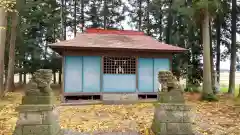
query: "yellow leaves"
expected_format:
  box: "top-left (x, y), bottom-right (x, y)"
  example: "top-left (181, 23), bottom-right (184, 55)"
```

top-left (58, 103), bottom-right (155, 134)
top-left (0, 92), bottom-right (22, 135)
top-left (0, 0), bottom-right (16, 12)
top-left (1, 91), bottom-right (240, 135)
top-left (0, 26), bottom-right (6, 30)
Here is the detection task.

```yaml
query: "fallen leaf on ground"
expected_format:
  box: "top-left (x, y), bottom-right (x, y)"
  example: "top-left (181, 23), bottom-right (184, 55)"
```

top-left (0, 91), bottom-right (240, 135)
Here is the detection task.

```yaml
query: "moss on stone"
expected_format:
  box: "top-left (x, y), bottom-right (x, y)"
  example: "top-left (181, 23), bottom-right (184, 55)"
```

top-left (151, 118), bottom-right (162, 135)
top-left (201, 93), bottom-right (218, 102)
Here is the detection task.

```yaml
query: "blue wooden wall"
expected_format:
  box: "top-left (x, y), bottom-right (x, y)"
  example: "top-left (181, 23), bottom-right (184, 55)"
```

top-left (64, 56), bottom-right (170, 93)
top-left (83, 56), bottom-right (101, 92)
top-left (64, 56), bottom-right (101, 93)
top-left (64, 56), bottom-right (83, 92)
top-left (103, 74), bottom-right (136, 92)
top-left (138, 58), bottom-right (154, 92)
top-left (138, 58), bottom-right (170, 92)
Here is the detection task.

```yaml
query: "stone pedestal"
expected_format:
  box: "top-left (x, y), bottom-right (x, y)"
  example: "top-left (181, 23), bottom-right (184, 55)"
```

top-left (152, 71), bottom-right (193, 135)
top-left (13, 105), bottom-right (63, 135)
top-left (12, 69), bottom-right (64, 135)
top-left (151, 103), bottom-right (193, 135)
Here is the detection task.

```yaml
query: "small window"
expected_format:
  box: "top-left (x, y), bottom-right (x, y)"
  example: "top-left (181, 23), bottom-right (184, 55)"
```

top-left (103, 56), bottom-right (136, 74)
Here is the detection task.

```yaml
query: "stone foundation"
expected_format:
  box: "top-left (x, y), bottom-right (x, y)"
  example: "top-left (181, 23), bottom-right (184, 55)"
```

top-left (151, 71), bottom-right (193, 135)
top-left (151, 103), bottom-right (193, 135)
top-left (13, 105), bottom-right (63, 135)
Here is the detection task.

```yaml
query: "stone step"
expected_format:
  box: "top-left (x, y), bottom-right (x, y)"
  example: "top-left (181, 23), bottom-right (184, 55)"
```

top-left (102, 93), bottom-right (138, 101)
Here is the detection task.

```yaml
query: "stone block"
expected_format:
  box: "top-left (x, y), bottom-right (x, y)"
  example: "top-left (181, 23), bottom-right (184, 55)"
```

top-left (42, 110), bottom-right (60, 124)
top-left (158, 104), bottom-right (184, 111)
top-left (23, 125), bottom-right (50, 135)
top-left (22, 95), bottom-right (54, 104)
top-left (17, 104), bottom-right (55, 112)
top-left (183, 111), bottom-right (192, 123)
top-left (156, 110), bottom-right (183, 123)
top-left (166, 123), bottom-right (178, 134)
top-left (17, 112), bottom-right (43, 125)
top-left (23, 125), bottom-right (63, 135)
top-left (157, 104), bottom-right (191, 111)
top-left (159, 91), bottom-right (185, 103)
top-left (151, 119), bottom-right (167, 135)
top-left (167, 123), bottom-right (193, 135)
top-left (184, 105), bottom-right (192, 111)
top-left (155, 106), bottom-right (184, 123)
top-left (102, 94), bottom-right (121, 100)
top-left (13, 125), bottom-right (22, 135)
top-left (178, 123), bottom-right (193, 135)
top-left (102, 94), bottom-right (138, 101)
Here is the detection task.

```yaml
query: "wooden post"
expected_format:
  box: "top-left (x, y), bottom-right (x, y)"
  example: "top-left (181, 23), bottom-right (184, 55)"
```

top-left (61, 56), bottom-right (65, 103)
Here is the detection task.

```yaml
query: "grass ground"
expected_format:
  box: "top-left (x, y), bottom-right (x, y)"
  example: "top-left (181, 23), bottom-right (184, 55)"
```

top-left (220, 87), bottom-right (239, 97)
top-left (0, 88), bottom-right (240, 135)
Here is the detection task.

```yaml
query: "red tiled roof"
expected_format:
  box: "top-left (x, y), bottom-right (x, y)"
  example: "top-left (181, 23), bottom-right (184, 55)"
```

top-left (86, 28), bottom-right (145, 35)
top-left (49, 28), bottom-right (186, 53)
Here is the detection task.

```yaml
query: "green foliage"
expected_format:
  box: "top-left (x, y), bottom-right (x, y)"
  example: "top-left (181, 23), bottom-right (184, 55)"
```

top-left (201, 93), bottom-right (218, 101)
top-left (184, 85), bottom-right (201, 93)
top-left (173, 0), bottom-right (222, 21)
top-left (14, 0), bottom-right (61, 76)
top-left (85, 0), bottom-right (126, 29)
top-left (5, 0), bottom-right (239, 88)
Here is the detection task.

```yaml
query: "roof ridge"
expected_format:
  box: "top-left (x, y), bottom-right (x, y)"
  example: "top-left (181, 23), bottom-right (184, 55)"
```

top-left (85, 28), bottom-right (145, 35)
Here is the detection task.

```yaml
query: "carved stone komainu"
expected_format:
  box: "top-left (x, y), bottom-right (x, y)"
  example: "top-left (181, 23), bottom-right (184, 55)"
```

top-left (22, 69), bottom-right (54, 104)
top-left (13, 69), bottom-right (63, 135)
top-left (158, 71), bottom-right (185, 104)
top-left (25, 69), bottom-right (52, 95)
top-left (151, 71), bottom-right (193, 135)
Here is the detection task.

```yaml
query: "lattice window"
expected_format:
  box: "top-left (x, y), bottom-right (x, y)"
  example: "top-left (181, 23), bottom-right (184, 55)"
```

top-left (103, 56), bottom-right (136, 74)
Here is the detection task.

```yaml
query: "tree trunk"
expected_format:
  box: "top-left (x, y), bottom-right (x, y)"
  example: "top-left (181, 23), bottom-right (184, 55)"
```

top-left (19, 72), bottom-right (22, 84)
top-left (60, 0), bottom-right (66, 40)
top-left (138, 0), bottom-right (142, 31)
top-left (61, 0), bottom-right (65, 40)
top-left (0, 7), bottom-right (7, 97)
top-left (53, 72), bottom-right (56, 84)
top-left (228, 0), bottom-right (237, 94)
top-left (202, 11), bottom-right (214, 98)
top-left (209, 20), bottom-right (215, 94)
top-left (165, 0), bottom-right (173, 44)
top-left (74, 0), bottom-right (77, 37)
top-left (64, 0), bottom-right (66, 40)
top-left (6, 12), bottom-right (18, 92)
top-left (216, 14), bottom-right (221, 83)
top-left (146, 0), bottom-right (150, 35)
top-left (103, 0), bottom-right (107, 29)
top-left (238, 84), bottom-right (240, 98)
top-left (58, 71), bottom-right (62, 85)
top-left (81, 0), bottom-right (84, 32)
top-left (4, 70), bottom-right (7, 88)
top-left (158, 6), bottom-right (162, 41)
top-left (23, 72), bottom-right (26, 84)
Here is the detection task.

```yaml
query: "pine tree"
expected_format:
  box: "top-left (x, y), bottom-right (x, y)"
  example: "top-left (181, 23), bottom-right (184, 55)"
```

top-left (228, 0), bottom-right (237, 95)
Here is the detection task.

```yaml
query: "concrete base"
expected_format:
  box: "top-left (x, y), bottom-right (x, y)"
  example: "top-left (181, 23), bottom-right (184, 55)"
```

top-left (102, 93), bottom-right (138, 104)
top-left (102, 93), bottom-right (138, 101)
top-left (13, 105), bottom-right (63, 135)
top-left (151, 103), bottom-right (193, 135)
